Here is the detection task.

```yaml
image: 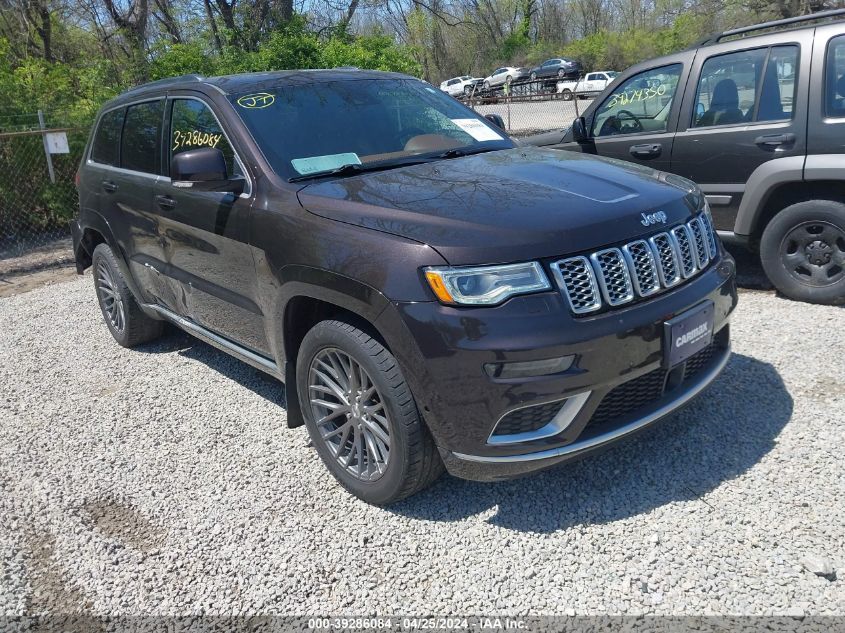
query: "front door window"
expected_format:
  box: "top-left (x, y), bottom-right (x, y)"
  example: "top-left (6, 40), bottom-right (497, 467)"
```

top-left (592, 64), bottom-right (682, 137)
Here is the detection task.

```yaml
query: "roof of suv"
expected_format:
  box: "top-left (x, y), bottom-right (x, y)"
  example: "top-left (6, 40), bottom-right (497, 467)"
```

top-left (106, 68), bottom-right (415, 108)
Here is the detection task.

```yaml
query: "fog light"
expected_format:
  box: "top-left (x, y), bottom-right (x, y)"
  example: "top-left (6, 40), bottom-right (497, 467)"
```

top-left (484, 355), bottom-right (575, 379)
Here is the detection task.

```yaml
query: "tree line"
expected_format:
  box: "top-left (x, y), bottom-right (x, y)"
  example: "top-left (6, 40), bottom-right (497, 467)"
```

top-left (0, 0), bottom-right (841, 126)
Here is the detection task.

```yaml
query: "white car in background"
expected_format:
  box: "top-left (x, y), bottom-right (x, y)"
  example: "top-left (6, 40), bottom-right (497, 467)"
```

top-left (482, 66), bottom-right (529, 89)
top-left (440, 76), bottom-right (483, 96)
top-left (557, 70), bottom-right (619, 100)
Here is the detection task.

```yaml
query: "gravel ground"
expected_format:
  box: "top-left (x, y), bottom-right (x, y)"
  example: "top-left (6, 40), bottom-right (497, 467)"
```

top-left (0, 275), bottom-right (843, 617)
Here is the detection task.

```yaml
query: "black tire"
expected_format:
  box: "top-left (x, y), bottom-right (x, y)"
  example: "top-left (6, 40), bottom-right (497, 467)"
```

top-left (296, 320), bottom-right (444, 505)
top-left (92, 243), bottom-right (164, 347)
top-left (483, 80), bottom-right (490, 90)
top-left (530, 72), bottom-right (537, 82)
top-left (759, 200), bottom-right (845, 305)
top-left (561, 89), bottom-right (573, 101)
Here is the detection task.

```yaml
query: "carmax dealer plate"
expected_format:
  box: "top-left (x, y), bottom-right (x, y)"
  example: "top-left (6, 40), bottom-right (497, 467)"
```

top-left (664, 301), bottom-right (714, 368)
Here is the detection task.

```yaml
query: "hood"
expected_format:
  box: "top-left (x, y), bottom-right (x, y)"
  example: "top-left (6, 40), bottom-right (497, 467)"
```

top-left (297, 147), bottom-right (702, 266)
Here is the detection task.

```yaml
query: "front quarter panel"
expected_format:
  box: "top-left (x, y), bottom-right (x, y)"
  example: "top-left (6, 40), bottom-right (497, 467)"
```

top-left (248, 188), bottom-right (447, 365)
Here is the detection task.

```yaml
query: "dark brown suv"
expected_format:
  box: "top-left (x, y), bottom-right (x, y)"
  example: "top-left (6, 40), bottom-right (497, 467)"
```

top-left (73, 69), bottom-right (737, 504)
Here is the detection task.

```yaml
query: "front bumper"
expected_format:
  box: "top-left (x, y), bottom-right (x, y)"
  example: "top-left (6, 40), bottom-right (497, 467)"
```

top-left (442, 337), bottom-right (730, 480)
top-left (382, 254), bottom-right (737, 481)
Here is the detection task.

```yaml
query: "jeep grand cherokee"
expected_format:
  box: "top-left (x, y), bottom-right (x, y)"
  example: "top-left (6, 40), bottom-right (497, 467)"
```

top-left (72, 69), bottom-right (738, 505)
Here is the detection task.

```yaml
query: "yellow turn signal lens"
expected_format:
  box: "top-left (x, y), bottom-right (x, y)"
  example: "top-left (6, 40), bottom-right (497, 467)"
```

top-left (425, 270), bottom-right (455, 304)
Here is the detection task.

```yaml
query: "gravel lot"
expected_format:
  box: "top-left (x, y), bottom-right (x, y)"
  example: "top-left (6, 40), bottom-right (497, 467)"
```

top-left (1, 273), bottom-right (843, 617)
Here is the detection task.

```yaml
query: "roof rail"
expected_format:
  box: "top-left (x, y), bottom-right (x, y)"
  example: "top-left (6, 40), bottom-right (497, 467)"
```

top-left (696, 8), bottom-right (845, 46)
top-left (124, 74), bottom-right (205, 94)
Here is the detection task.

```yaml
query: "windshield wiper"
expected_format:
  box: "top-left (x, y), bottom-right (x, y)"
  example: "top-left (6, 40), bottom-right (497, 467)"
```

top-left (289, 163), bottom-right (366, 183)
top-left (288, 156), bottom-right (439, 183)
top-left (288, 147), bottom-right (502, 183)
top-left (436, 146), bottom-right (500, 159)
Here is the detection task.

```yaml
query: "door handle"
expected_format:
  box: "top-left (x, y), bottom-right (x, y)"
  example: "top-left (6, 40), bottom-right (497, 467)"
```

top-left (156, 195), bottom-right (176, 210)
top-left (754, 133), bottom-right (796, 147)
top-left (629, 143), bottom-right (662, 159)
top-left (101, 180), bottom-right (118, 193)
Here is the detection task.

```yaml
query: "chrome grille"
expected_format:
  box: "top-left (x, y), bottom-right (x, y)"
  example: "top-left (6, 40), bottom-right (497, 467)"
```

top-left (550, 256), bottom-right (601, 314)
top-left (623, 240), bottom-right (661, 297)
top-left (670, 224), bottom-right (697, 278)
top-left (650, 232), bottom-right (682, 288)
top-left (689, 218), bottom-right (710, 268)
top-left (592, 248), bottom-right (634, 305)
top-left (553, 211), bottom-right (718, 315)
top-left (701, 213), bottom-right (718, 259)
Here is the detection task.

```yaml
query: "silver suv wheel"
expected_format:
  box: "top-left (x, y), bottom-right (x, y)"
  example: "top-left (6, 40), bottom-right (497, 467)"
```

top-left (308, 347), bottom-right (391, 481)
top-left (96, 258), bottom-right (126, 333)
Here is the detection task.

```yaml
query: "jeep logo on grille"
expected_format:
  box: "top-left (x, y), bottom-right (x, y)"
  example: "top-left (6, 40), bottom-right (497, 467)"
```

top-left (640, 211), bottom-right (668, 227)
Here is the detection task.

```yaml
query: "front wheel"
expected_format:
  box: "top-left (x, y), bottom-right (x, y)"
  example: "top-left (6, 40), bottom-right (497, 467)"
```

top-left (561, 89), bottom-right (573, 101)
top-left (296, 320), bottom-right (444, 505)
top-left (530, 72), bottom-right (537, 81)
top-left (760, 200), bottom-right (845, 305)
top-left (483, 80), bottom-right (490, 90)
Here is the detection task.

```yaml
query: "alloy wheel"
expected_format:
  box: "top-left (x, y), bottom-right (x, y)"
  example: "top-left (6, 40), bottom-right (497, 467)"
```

top-left (308, 348), bottom-right (391, 482)
top-left (96, 259), bottom-right (125, 332)
top-left (780, 221), bottom-right (845, 287)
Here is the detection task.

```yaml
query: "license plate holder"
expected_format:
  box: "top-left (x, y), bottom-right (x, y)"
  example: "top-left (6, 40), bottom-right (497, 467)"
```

top-left (664, 301), bottom-right (715, 368)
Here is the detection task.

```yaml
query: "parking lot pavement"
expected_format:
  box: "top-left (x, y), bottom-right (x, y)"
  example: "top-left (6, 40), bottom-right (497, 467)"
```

top-left (1, 275), bottom-right (843, 616)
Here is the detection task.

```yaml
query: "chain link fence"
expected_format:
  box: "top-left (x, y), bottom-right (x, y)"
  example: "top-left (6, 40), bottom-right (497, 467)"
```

top-left (0, 112), bottom-right (88, 276)
top-left (459, 78), bottom-right (595, 138)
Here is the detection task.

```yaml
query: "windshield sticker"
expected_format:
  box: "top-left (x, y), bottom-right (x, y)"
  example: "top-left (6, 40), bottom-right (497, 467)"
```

top-left (236, 93), bottom-right (275, 109)
top-left (450, 118), bottom-right (504, 142)
top-left (291, 152), bottom-right (361, 175)
top-left (607, 84), bottom-right (667, 108)
top-left (172, 130), bottom-right (222, 151)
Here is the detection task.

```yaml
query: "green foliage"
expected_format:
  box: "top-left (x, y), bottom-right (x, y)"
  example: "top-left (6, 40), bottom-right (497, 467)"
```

top-left (560, 16), bottom-right (712, 72)
top-left (147, 18), bottom-right (420, 80)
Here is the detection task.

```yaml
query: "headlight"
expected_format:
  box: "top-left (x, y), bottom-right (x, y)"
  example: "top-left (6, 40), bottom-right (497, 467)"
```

top-left (424, 261), bottom-right (551, 306)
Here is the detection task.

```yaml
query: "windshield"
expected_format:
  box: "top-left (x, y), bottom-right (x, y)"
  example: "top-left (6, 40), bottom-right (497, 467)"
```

top-left (229, 78), bottom-right (514, 181)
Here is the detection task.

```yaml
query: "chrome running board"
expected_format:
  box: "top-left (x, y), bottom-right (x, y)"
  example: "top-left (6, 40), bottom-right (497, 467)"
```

top-left (143, 303), bottom-right (282, 379)
top-left (453, 343), bottom-right (731, 464)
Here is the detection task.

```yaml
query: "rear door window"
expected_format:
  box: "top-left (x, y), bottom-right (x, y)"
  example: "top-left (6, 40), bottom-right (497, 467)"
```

top-left (692, 45), bottom-right (798, 128)
top-left (90, 108), bottom-right (124, 166)
top-left (826, 35), bottom-right (845, 117)
top-left (120, 101), bottom-right (164, 174)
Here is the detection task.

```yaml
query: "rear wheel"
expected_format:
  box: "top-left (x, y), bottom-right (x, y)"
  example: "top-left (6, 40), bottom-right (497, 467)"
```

top-left (530, 72), bottom-right (537, 81)
top-left (92, 243), bottom-right (163, 347)
top-left (296, 320), bottom-right (443, 505)
top-left (760, 200), bottom-right (845, 305)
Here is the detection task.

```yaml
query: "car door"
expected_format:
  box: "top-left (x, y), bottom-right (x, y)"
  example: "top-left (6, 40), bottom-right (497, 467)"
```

top-left (95, 99), bottom-right (175, 305)
top-left (155, 94), bottom-right (270, 354)
top-left (670, 31), bottom-right (811, 231)
top-left (579, 61), bottom-right (689, 171)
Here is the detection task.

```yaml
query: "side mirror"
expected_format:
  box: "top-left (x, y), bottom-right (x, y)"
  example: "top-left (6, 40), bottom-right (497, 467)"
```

top-left (572, 116), bottom-right (589, 143)
top-left (484, 113), bottom-right (506, 130)
top-left (171, 147), bottom-right (244, 195)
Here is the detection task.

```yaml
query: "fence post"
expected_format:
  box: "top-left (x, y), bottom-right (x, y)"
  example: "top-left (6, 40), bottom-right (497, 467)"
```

top-left (38, 110), bottom-right (56, 185)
